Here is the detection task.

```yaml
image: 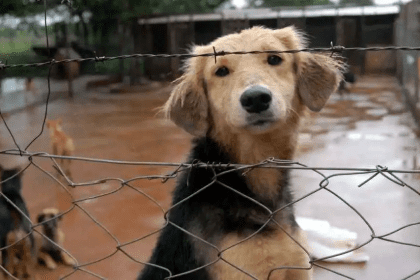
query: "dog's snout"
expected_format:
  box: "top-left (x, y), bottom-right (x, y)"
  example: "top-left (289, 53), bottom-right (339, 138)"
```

top-left (240, 86), bottom-right (272, 113)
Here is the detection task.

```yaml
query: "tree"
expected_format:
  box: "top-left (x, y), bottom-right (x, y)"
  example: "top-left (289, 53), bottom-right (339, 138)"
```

top-left (0, 0), bottom-right (45, 17)
top-left (248, 0), bottom-right (332, 7)
top-left (59, 0), bottom-right (229, 52)
top-left (339, 0), bottom-right (374, 5)
top-left (2, 0), bottom-right (229, 49)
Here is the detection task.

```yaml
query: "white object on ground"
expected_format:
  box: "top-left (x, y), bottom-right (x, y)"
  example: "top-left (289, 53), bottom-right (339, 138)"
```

top-left (296, 217), bottom-right (370, 263)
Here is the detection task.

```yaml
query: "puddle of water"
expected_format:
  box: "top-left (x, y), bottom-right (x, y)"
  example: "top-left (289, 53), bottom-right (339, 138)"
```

top-left (366, 108), bottom-right (388, 116)
top-left (364, 134), bottom-right (388, 141)
top-left (347, 132), bottom-right (363, 140)
top-left (0, 77), bottom-right (26, 96)
top-left (355, 100), bottom-right (381, 108)
top-left (389, 103), bottom-right (406, 112)
top-left (344, 95), bottom-right (370, 102)
top-left (346, 133), bottom-right (390, 141)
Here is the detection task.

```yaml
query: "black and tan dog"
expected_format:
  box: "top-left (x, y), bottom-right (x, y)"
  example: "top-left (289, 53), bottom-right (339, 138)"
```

top-left (0, 167), bottom-right (34, 278)
top-left (36, 208), bottom-right (75, 270)
top-left (138, 26), bottom-right (343, 280)
top-left (5, 212), bottom-right (34, 280)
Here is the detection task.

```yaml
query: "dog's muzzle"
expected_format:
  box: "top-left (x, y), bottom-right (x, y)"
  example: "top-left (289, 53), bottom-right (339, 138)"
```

top-left (240, 86), bottom-right (272, 114)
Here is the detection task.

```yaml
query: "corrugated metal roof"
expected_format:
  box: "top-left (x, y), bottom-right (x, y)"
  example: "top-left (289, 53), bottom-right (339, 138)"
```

top-left (138, 5), bottom-right (400, 25)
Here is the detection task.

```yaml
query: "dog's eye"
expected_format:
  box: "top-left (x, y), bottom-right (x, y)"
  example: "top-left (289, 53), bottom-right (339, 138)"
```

top-left (267, 55), bottom-right (282, 66)
top-left (215, 66), bottom-right (229, 77)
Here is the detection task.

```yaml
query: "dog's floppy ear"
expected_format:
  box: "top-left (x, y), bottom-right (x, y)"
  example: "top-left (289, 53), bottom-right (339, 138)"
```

top-left (163, 46), bottom-right (209, 137)
top-left (274, 26), bottom-right (307, 52)
top-left (296, 53), bottom-right (343, 111)
top-left (274, 26), bottom-right (343, 112)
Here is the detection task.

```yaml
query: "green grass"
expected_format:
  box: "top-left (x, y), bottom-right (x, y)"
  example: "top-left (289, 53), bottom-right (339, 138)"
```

top-left (0, 29), bottom-right (50, 77)
top-left (0, 27), bottom-right (140, 77)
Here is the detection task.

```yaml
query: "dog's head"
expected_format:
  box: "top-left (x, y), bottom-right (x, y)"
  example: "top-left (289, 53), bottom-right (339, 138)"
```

top-left (37, 208), bottom-right (61, 233)
top-left (164, 26), bottom-right (343, 137)
top-left (46, 119), bottom-right (63, 132)
top-left (1, 168), bottom-right (22, 195)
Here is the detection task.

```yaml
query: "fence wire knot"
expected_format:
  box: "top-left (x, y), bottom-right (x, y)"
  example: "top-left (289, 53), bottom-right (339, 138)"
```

top-left (94, 51), bottom-right (106, 63)
top-left (376, 165), bottom-right (388, 172)
top-left (213, 46), bottom-right (218, 64)
top-left (330, 42), bottom-right (345, 57)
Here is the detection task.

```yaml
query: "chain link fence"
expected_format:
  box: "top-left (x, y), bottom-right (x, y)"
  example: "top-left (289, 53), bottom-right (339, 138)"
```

top-left (0, 1), bottom-right (420, 280)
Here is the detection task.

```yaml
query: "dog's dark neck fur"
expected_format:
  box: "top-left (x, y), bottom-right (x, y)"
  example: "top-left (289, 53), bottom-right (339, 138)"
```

top-left (184, 135), bottom-right (296, 232)
top-left (138, 136), bottom-right (296, 279)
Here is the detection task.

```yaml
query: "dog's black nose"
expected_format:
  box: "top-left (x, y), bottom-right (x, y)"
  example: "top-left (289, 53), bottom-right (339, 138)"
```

top-left (240, 86), bottom-right (272, 113)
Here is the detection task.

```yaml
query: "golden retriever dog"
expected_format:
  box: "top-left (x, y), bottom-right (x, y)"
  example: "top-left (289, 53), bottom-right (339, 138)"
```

top-left (46, 119), bottom-right (75, 180)
top-left (36, 208), bottom-right (75, 270)
top-left (138, 26), bottom-right (343, 280)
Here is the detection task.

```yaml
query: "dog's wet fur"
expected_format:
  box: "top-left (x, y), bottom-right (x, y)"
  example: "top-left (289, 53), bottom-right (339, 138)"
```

top-left (0, 168), bottom-right (34, 279)
top-left (138, 26), bottom-right (343, 280)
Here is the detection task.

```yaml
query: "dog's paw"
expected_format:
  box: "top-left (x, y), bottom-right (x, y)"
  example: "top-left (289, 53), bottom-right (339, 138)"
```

top-left (46, 261), bottom-right (58, 270)
top-left (63, 254), bottom-right (77, 267)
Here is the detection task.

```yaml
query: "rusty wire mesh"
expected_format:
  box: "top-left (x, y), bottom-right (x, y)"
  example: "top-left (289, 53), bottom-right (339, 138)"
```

top-left (0, 1), bottom-right (420, 280)
top-left (0, 151), bottom-right (419, 280)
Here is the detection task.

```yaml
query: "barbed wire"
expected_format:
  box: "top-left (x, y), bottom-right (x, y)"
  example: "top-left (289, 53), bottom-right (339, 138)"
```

top-left (1, 45), bottom-right (420, 71)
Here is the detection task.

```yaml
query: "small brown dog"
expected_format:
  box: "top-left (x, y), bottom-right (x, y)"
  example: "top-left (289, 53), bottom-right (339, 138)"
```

top-left (46, 119), bottom-right (75, 179)
top-left (36, 208), bottom-right (75, 270)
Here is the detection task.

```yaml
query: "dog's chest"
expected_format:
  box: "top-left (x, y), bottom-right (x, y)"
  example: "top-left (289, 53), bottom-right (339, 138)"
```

top-left (245, 168), bottom-right (283, 197)
top-left (202, 228), bottom-right (311, 280)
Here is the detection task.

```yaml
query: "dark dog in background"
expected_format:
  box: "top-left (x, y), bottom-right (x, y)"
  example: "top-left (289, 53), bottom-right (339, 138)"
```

top-left (5, 211), bottom-right (34, 279)
top-left (0, 167), bottom-right (34, 278)
top-left (338, 71), bottom-right (356, 95)
top-left (36, 208), bottom-right (75, 270)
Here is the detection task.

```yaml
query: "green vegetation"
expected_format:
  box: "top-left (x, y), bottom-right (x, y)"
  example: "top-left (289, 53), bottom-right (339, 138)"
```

top-left (247, 0), bottom-right (374, 7)
top-left (339, 0), bottom-right (374, 5)
top-left (0, 0), bottom-right (373, 78)
top-left (0, 28), bottom-right (50, 77)
top-left (1, 0), bottom-right (230, 78)
top-left (247, 0), bottom-right (332, 7)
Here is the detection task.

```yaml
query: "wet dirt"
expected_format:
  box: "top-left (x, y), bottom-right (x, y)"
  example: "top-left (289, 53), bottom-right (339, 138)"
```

top-left (0, 75), bottom-right (418, 280)
top-left (294, 75), bottom-right (420, 280)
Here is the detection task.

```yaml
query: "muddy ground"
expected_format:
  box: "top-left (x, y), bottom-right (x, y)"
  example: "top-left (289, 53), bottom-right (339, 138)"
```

top-left (0, 75), bottom-right (419, 280)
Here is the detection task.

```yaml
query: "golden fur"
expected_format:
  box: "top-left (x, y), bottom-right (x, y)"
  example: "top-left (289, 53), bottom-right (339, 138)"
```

top-left (5, 228), bottom-right (33, 280)
top-left (213, 228), bottom-right (310, 279)
top-left (163, 26), bottom-right (343, 279)
top-left (46, 119), bottom-right (75, 180)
